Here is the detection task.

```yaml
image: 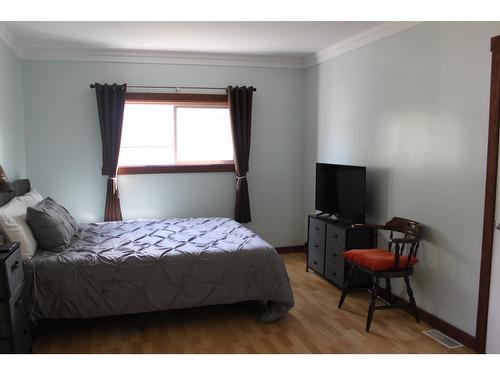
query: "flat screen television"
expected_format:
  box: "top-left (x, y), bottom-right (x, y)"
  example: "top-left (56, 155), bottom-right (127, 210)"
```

top-left (315, 163), bottom-right (366, 222)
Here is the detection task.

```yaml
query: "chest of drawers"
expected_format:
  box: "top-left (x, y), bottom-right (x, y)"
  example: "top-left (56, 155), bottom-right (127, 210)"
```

top-left (307, 215), bottom-right (373, 288)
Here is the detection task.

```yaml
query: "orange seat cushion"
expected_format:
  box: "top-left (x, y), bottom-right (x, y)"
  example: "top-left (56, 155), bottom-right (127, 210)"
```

top-left (343, 249), bottom-right (418, 272)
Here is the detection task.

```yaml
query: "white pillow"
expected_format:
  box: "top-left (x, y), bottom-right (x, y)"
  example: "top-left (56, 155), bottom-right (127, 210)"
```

top-left (0, 189), bottom-right (43, 259)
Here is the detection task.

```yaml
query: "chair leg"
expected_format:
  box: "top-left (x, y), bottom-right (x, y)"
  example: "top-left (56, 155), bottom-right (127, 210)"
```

top-left (366, 277), bottom-right (379, 332)
top-left (338, 264), bottom-right (354, 309)
top-left (404, 276), bottom-right (420, 323)
top-left (385, 277), bottom-right (392, 303)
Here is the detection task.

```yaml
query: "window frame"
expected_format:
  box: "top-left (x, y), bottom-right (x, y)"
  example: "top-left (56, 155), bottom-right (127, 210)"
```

top-left (117, 92), bottom-right (235, 175)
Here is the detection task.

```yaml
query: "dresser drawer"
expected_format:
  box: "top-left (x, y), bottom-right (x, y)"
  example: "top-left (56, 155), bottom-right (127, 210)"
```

top-left (1, 247), bottom-right (24, 300)
top-left (0, 281), bottom-right (28, 339)
top-left (307, 251), bottom-right (324, 275)
top-left (309, 217), bottom-right (325, 241)
top-left (324, 261), bottom-right (344, 287)
top-left (325, 243), bottom-right (344, 266)
top-left (308, 237), bottom-right (325, 257)
top-left (326, 224), bottom-right (346, 247)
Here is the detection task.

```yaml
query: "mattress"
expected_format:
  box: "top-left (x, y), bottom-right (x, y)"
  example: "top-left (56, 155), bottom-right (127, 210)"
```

top-left (26, 217), bottom-right (294, 322)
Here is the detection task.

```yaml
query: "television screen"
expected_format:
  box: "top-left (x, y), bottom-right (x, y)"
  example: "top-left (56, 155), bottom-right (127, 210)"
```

top-left (315, 163), bottom-right (366, 222)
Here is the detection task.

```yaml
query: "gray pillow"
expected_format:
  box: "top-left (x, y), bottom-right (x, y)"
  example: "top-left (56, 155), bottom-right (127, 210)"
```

top-left (26, 197), bottom-right (78, 251)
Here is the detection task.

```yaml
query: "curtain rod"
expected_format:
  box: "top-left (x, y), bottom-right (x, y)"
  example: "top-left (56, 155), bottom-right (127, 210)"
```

top-left (89, 84), bottom-right (256, 92)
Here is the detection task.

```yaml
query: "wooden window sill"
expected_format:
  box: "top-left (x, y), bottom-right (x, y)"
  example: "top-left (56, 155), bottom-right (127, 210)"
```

top-left (117, 164), bottom-right (235, 175)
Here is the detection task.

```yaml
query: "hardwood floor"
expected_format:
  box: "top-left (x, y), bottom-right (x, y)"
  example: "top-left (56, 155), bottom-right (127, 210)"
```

top-left (32, 253), bottom-right (474, 354)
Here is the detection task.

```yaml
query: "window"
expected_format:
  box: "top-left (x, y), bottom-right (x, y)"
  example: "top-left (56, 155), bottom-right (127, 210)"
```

top-left (117, 93), bottom-right (234, 174)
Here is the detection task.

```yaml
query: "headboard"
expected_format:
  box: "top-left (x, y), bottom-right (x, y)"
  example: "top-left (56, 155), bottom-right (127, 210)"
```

top-left (0, 179), bottom-right (31, 207)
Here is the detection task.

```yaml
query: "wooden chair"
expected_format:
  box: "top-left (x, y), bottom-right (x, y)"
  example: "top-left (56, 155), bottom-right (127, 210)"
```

top-left (337, 217), bottom-right (423, 332)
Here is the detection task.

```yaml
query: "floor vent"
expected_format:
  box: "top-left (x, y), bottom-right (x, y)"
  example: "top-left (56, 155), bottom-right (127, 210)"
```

top-left (422, 329), bottom-right (463, 349)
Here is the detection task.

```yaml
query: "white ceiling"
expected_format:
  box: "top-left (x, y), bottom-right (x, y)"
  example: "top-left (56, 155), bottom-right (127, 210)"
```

top-left (4, 22), bottom-right (382, 56)
top-left (0, 21), bottom-right (422, 68)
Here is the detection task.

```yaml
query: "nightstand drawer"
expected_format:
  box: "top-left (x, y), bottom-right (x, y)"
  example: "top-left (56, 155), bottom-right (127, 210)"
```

top-left (324, 261), bottom-right (344, 286)
top-left (0, 282), bottom-right (28, 339)
top-left (307, 251), bottom-right (324, 275)
top-left (13, 318), bottom-right (32, 354)
top-left (0, 243), bottom-right (31, 354)
top-left (0, 300), bottom-right (12, 339)
top-left (325, 243), bottom-right (344, 266)
top-left (309, 218), bottom-right (325, 241)
top-left (0, 316), bottom-right (31, 354)
top-left (326, 225), bottom-right (346, 247)
top-left (0, 336), bottom-right (12, 353)
top-left (1, 247), bottom-right (24, 300)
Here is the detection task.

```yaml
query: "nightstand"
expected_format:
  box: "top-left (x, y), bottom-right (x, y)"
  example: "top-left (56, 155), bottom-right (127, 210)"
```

top-left (0, 242), bottom-right (32, 353)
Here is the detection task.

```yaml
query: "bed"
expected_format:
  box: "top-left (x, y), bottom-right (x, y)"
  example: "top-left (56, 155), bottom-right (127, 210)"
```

top-left (1, 179), bottom-right (294, 323)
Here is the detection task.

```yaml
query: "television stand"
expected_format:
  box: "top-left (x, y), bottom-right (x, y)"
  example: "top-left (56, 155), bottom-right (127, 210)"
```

top-left (306, 214), bottom-right (373, 288)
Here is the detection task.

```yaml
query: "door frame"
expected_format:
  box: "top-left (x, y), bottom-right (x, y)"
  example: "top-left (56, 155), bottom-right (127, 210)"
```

top-left (477, 35), bottom-right (500, 353)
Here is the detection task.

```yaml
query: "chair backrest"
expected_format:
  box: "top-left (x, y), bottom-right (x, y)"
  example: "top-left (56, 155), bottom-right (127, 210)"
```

top-left (384, 217), bottom-right (423, 268)
top-left (385, 217), bottom-right (422, 239)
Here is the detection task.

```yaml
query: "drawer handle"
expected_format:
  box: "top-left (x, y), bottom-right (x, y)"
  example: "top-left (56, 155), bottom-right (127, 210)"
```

top-left (14, 296), bottom-right (22, 308)
top-left (11, 260), bottom-right (20, 272)
top-left (314, 226), bottom-right (319, 231)
top-left (313, 243), bottom-right (318, 248)
top-left (333, 234), bottom-right (338, 239)
top-left (332, 272), bottom-right (337, 276)
top-left (333, 253), bottom-right (338, 257)
top-left (313, 260), bottom-right (318, 265)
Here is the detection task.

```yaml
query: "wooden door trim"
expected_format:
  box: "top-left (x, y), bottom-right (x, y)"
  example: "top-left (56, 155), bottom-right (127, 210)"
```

top-left (477, 35), bottom-right (500, 353)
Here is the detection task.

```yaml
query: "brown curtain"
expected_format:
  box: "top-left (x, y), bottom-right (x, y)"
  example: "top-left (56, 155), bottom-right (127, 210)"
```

top-left (94, 83), bottom-right (127, 221)
top-left (227, 86), bottom-right (254, 223)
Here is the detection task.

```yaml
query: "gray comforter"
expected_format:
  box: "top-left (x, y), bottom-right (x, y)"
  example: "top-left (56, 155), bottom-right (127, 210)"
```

top-left (27, 217), bottom-right (294, 322)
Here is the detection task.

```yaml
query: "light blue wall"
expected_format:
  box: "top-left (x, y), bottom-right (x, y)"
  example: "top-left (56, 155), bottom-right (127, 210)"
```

top-left (0, 40), bottom-right (26, 180)
top-left (22, 60), bottom-right (305, 247)
top-left (305, 22), bottom-right (500, 335)
top-left (20, 22), bottom-right (500, 335)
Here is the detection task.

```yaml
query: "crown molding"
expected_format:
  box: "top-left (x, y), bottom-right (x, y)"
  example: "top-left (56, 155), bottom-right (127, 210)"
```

top-left (21, 47), bottom-right (306, 69)
top-left (304, 21), bottom-right (424, 68)
top-left (0, 23), bottom-right (23, 57)
top-left (3, 21), bottom-right (424, 69)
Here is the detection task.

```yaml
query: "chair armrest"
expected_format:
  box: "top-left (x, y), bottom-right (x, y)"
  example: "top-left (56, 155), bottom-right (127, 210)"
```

top-left (389, 237), bottom-right (419, 244)
top-left (351, 223), bottom-right (391, 231)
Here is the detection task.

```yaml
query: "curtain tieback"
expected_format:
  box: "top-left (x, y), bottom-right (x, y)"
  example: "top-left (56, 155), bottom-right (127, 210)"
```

top-left (108, 176), bottom-right (118, 194)
top-left (236, 175), bottom-right (247, 191)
